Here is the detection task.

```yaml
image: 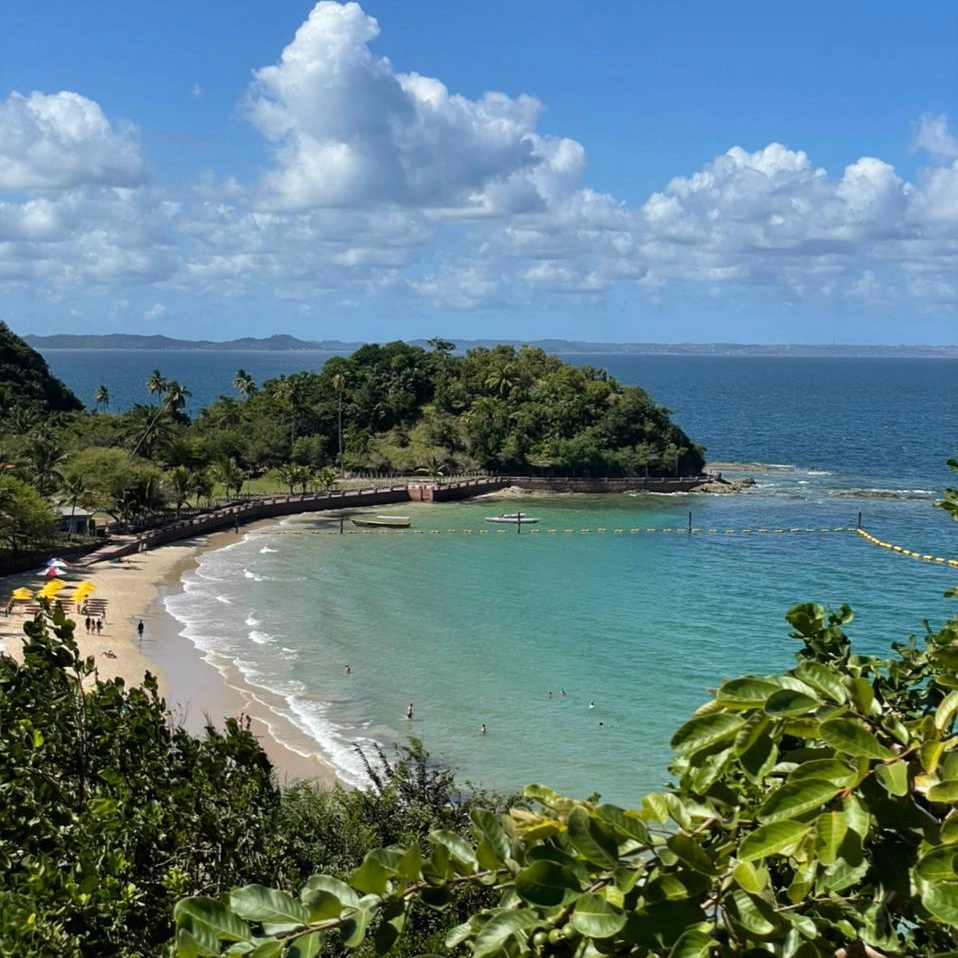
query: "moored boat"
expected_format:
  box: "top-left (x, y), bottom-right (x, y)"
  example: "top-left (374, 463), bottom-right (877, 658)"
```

top-left (351, 515), bottom-right (412, 528)
top-left (484, 512), bottom-right (540, 524)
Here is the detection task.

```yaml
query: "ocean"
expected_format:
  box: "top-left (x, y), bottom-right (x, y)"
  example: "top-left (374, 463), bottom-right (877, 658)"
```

top-left (41, 349), bottom-right (958, 805)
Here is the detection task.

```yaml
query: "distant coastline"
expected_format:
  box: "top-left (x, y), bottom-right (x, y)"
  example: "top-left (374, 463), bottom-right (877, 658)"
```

top-left (22, 333), bottom-right (958, 358)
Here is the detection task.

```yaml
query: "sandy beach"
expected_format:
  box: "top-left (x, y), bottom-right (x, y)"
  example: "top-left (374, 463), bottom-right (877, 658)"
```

top-left (0, 528), bottom-right (339, 787)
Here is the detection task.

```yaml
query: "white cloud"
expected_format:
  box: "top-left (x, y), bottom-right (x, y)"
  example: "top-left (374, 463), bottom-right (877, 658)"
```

top-left (1, 2), bottom-right (958, 322)
top-left (0, 91), bottom-right (145, 191)
top-left (911, 113), bottom-right (958, 160)
top-left (192, 82), bottom-right (203, 98)
top-left (245, 1), bottom-right (582, 215)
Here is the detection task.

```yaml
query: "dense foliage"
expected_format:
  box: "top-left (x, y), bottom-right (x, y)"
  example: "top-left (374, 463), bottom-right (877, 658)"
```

top-left (0, 320), bottom-right (82, 414)
top-left (0, 328), bottom-right (704, 550)
top-left (174, 475), bottom-right (958, 958)
top-left (0, 606), bottom-right (510, 957)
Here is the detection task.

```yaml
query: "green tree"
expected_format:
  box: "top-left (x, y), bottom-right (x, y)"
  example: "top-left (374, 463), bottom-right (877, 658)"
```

top-left (212, 457), bottom-right (245, 497)
top-left (94, 384), bottom-right (110, 412)
top-left (332, 371), bottom-right (346, 476)
top-left (166, 465), bottom-right (195, 514)
top-left (0, 474), bottom-right (59, 549)
top-left (147, 368), bottom-right (168, 405)
top-left (0, 605), bottom-right (280, 957)
top-left (233, 368), bottom-right (257, 401)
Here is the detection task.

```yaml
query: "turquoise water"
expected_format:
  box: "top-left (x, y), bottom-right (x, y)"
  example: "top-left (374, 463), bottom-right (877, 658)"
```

top-left (163, 490), bottom-right (956, 807)
top-left (40, 349), bottom-right (958, 804)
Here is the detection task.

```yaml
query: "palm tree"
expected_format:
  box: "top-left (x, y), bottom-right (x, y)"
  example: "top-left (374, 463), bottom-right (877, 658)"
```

top-left (233, 369), bottom-right (256, 401)
top-left (331, 372), bottom-right (346, 476)
top-left (212, 457), bottom-right (245, 498)
top-left (146, 369), bottom-right (168, 405)
top-left (166, 465), bottom-right (194, 515)
top-left (131, 380), bottom-right (191, 458)
top-left (94, 385), bottom-right (110, 412)
top-left (315, 466), bottom-right (338, 492)
top-left (427, 337), bottom-right (456, 356)
top-left (20, 435), bottom-right (66, 497)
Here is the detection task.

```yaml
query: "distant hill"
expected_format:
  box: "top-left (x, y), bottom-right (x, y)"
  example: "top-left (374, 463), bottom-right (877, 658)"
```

top-left (0, 322), bottom-right (83, 412)
top-left (19, 332), bottom-right (958, 358)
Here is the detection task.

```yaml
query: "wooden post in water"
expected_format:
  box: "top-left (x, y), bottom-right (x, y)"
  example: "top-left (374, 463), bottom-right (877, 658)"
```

top-left (340, 515), bottom-right (345, 535)
top-left (517, 512), bottom-right (522, 534)
top-left (688, 511), bottom-right (693, 534)
top-left (857, 511), bottom-right (862, 529)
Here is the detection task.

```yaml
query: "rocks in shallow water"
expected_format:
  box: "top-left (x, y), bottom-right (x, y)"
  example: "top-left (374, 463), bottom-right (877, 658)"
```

top-left (830, 489), bottom-right (930, 501)
top-left (694, 477), bottom-right (756, 494)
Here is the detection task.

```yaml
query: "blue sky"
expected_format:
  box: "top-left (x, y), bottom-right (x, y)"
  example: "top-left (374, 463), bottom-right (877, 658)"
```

top-left (2, 1), bottom-right (957, 344)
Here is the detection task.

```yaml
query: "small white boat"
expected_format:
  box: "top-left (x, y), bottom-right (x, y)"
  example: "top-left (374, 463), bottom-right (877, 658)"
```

top-left (484, 512), bottom-right (540, 524)
top-left (352, 515), bottom-right (411, 528)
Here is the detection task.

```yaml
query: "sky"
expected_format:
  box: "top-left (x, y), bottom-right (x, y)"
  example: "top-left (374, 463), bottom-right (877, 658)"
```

top-left (2, 1), bottom-right (957, 345)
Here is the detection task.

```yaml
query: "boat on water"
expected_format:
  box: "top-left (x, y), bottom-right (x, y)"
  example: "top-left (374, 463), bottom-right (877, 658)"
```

top-left (484, 512), bottom-right (540, 524)
top-left (351, 515), bottom-right (412, 528)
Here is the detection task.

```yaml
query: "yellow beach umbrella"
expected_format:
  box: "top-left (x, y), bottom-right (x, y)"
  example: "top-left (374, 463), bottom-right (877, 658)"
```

top-left (72, 582), bottom-right (96, 601)
top-left (10, 587), bottom-right (34, 601)
top-left (37, 579), bottom-right (65, 598)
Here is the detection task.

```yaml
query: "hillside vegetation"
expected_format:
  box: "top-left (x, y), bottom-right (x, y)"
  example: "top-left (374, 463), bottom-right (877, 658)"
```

top-left (0, 328), bottom-right (704, 552)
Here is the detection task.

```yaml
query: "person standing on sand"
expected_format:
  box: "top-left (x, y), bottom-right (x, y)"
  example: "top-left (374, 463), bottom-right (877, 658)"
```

top-left (137, 619), bottom-right (144, 639)
top-left (95, 618), bottom-right (102, 635)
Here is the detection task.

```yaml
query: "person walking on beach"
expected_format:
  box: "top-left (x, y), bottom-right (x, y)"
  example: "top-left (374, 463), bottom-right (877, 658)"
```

top-left (137, 619), bottom-right (144, 639)
top-left (85, 616), bottom-right (91, 633)
top-left (406, 703), bottom-right (414, 720)
top-left (95, 618), bottom-right (102, 635)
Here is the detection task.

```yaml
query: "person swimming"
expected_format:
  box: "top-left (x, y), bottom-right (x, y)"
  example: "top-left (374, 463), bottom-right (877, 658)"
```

top-left (588, 701), bottom-right (595, 709)
top-left (479, 723), bottom-right (486, 734)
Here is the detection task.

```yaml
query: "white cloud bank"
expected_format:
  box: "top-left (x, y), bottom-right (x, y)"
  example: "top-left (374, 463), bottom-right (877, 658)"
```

top-left (1, 0), bottom-right (957, 326)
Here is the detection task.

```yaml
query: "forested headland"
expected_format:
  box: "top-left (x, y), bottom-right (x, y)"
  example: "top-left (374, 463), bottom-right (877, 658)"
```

top-left (0, 322), bottom-right (703, 551)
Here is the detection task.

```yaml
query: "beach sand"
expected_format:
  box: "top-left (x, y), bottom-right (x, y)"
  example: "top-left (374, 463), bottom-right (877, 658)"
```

top-left (0, 527), bottom-right (339, 787)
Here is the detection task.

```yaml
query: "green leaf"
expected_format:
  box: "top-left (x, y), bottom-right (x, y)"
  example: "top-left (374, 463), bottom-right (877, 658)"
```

top-left (915, 846), bottom-right (958, 883)
top-left (668, 926), bottom-right (713, 957)
top-left (928, 780), bottom-right (958, 803)
top-left (732, 860), bottom-right (767, 894)
top-left (341, 908), bottom-right (370, 948)
top-left (373, 908), bottom-right (405, 955)
top-left (395, 845), bottom-right (422, 882)
top-left (570, 891), bottom-right (628, 938)
top-left (594, 803), bottom-right (649, 844)
top-left (175, 927), bottom-right (220, 958)
top-left (941, 811), bottom-right (958, 844)
top-left (758, 779), bottom-right (842, 824)
top-left (351, 854), bottom-right (391, 896)
top-left (728, 888), bottom-right (779, 937)
top-left (795, 661), bottom-right (847, 703)
top-left (470, 808), bottom-right (510, 862)
top-left (876, 760), bottom-right (909, 797)
top-left (936, 690), bottom-right (958, 732)
top-left (814, 811), bottom-right (847, 866)
top-left (671, 712), bottom-right (746, 755)
top-left (820, 718), bottom-right (895, 760)
top-left (787, 759), bottom-right (858, 788)
top-left (301, 875), bottom-right (359, 912)
top-left (514, 859), bottom-right (579, 906)
top-left (174, 898), bottom-right (252, 946)
top-left (430, 829), bottom-right (477, 868)
top-left (765, 688), bottom-right (821, 717)
top-left (667, 833), bottom-right (715, 875)
top-left (566, 806), bottom-right (619, 866)
top-left (738, 820), bottom-right (811, 862)
top-left (471, 911), bottom-right (539, 958)
top-left (716, 677), bottom-right (780, 708)
top-left (229, 886), bottom-right (309, 930)
top-left (922, 882), bottom-right (958, 924)
top-left (250, 941), bottom-right (283, 958)
top-left (848, 676), bottom-right (875, 715)
top-left (288, 933), bottom-right (321, 958)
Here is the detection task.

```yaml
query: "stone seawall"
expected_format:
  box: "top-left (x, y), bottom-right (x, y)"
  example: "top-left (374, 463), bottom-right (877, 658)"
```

top-left (506, 476), bottom-right (707, 494)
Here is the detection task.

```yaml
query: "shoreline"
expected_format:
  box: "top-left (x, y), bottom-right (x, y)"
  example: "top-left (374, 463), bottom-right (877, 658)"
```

top-left (0, 525), bottom-right (341, 788)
